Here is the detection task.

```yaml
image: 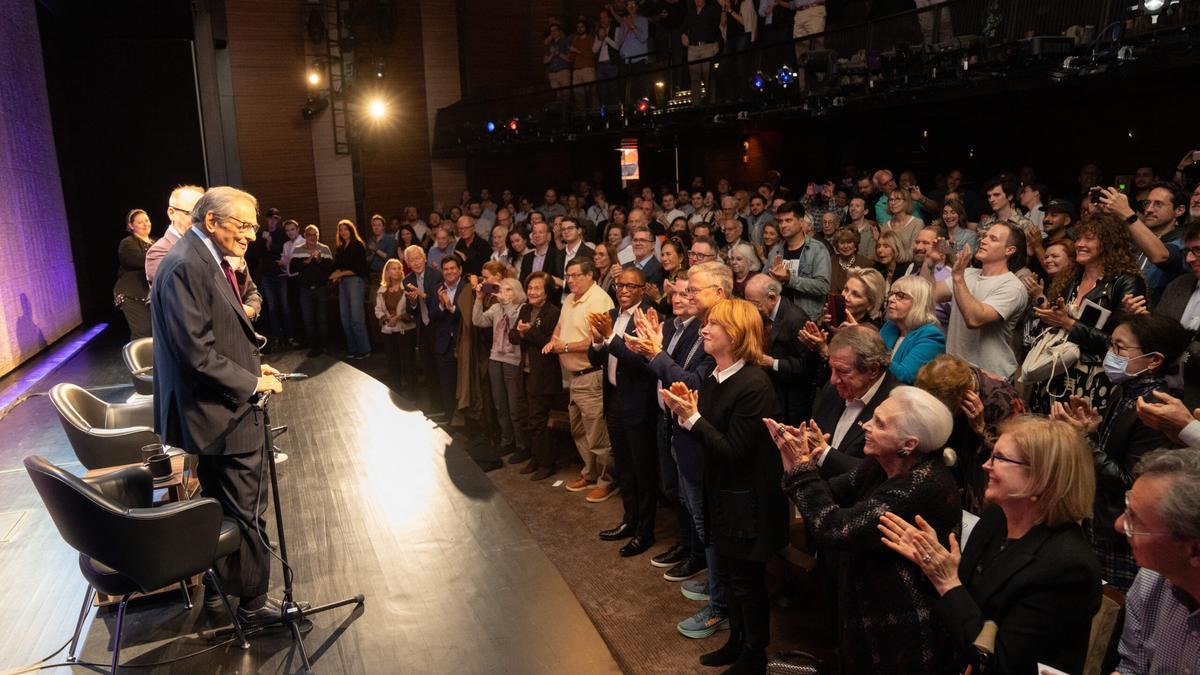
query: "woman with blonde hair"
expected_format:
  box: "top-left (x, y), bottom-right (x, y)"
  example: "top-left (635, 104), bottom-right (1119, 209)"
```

top-left (873, 229), bottom-right (908, 288)
top-left (880, 275), bottom-right (945, 383)
top-left (375, 258), bottom-right (416, 390)
top-left (880, 415), bottom-right (1102, 675)
top-left (661, 299), bottom-right (786, 673)
top-left (882, 188), bottom-right (924, 254)
top-left (472, 275), bottom-right (529, 460)
top-left (796, 267), bottom-right (887, 362)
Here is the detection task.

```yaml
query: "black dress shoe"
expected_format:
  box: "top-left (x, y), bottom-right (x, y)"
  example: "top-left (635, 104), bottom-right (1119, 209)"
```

top-left (236, 597), bottom-right (311, 625)
top-left (507, 450), bottom-right (531, 465)
top-left (700, 632), bottom-right (744, 667)
top-left (599, 523), bottom-right (634, 541)
top-left (650, 543), bottom-right (687, 568)
top-left (619, 536), bottom-right (654, 557)
top-left (518, 460), bottom-right (539, 474)
top-left (530, 467), bottom-right (555, 481)
top-left (663, 557), bottom-right (707, 582)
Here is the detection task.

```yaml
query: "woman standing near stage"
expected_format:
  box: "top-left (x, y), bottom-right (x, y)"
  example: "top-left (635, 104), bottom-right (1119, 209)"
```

top-left (661, 298), bottom-right (787, 674)
top-left (376, 258), bottom-right (416, 391)
top-left (331, 219), bottom-right (372, 359)
top-left (114, 208), bottom-right (155, 339)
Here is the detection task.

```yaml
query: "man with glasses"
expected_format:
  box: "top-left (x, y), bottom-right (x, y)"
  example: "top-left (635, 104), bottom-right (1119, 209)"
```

top-left (1112, 449), bottom-right (1200, 675)
top-left (689, 235), bottom-right (721, 267)
top-left (1099, 181), bottom-right (1187, 305)
top-left (146, 184), bottom-right (204, 284)
top-left (623, 225), bottom-right (662, 287)
top-left (556, 216), bottom-right (594, 296)
top-left (744, 273), bottom-right (814, 425)
top-left (545, 257), bottom-right (615, 501)
top-left (151, 186), bottom-right (289, 624)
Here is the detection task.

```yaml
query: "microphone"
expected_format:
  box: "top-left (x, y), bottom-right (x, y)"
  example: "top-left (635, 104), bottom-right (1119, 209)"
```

top-left (275, 372), bottom-right (308, 381)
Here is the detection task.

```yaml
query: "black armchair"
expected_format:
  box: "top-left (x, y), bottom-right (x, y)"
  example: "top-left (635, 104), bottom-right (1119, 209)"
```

top-left (23, 455), bottom-right (249, 673)
top-left (49, 382), bottom-right (158, 470)
top-left (121, 338), bottom-right (154, 396)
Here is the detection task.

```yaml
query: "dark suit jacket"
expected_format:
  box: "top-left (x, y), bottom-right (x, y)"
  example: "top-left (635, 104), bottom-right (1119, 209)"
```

top-left (454, 235), bottom-right (491, 276)
top-left (940, 505), bottom-right (1101, 675)
top-left (427, 281), bottom-right (465, 355)
top-left (1091, 385), bottom-right (1173, 544)
top-left (509, 301), bottom-right (562, 396)
top-left (764, 297), bottom-right (815, 425)
top-left (623, 255), bottom-right (663, 288)
top-left (404, 264), bottom-right (442, 330)
top-left (150, 229), bottom-right (262, 456)
top-left (812, 371), bottom-right (900, 477)
top-left (588, 302), bottom-right (658, 426)
top-left (1155, 272), bottom-right (1200, 408)
top-left (684, 364), bottom-right (787, 562)
top-left (519, 246), bottom-right (564, 284)
top-left (646, 317), bottom-right (714, 479)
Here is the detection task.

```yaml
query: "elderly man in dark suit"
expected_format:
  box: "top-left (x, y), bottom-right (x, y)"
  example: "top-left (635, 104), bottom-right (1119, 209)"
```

top-left (810, 324), bottom-right (898, 477)
top-left (427, 255), bottom-right (466, 418)
top-left (403, 244), bottom-right (443, 412)
top-left (150, 186), bottom-right (285, 623)
top-left (743, 273), bottom-right (815, 425)
top-left (589, 268), bottom-right (660, 557)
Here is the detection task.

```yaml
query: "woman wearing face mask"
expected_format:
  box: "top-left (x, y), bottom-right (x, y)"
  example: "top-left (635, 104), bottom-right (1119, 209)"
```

top-left (1032, 213), bottom-right (1144, 416)
top-left (472, 275), bottom-right (529, 462)
top-left (1051, 313), bottom-right (1188, 589)
top-left (878, 416), bottom-right (1101, 675)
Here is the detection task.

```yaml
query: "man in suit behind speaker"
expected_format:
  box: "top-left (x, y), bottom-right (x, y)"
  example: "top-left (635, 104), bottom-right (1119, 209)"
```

top-left (151, 186), bottom-right (286, 623)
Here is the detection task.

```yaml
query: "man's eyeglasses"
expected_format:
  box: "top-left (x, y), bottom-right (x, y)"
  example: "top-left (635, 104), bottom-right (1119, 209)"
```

top-left (614, 282), bottom-right (644, 291)
top-left (1121, 492), bottom-right (1172, 538)
top-left (689, 251), bottom-right (717, 261)
top-left (986, 451), bottom-right (1030, 467)
top-left (564, 272), bottom-right (587, 279)
top-left (632, 237), bottom-right (653, 244)
top-left (168, 205), bottom-right (191, 215)
top-left (684, 284), bottom-right (719, 297)
top-left (222, 215), bottom-right (258, 234)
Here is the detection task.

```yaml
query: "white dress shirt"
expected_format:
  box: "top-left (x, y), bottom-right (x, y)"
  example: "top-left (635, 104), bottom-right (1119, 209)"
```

top-left (605, 307), bottom-right (635, 386)
top-left (831, 373), bottom-right (887, 448)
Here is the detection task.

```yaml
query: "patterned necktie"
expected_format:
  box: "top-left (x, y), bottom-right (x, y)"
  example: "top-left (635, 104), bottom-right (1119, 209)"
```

top-left (220, 260), bottom-right (241, 299)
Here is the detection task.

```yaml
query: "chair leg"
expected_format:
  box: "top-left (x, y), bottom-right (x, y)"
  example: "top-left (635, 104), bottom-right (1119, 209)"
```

top-left (179, 580), bottom-right (193, 610)
top-left (111, 594), bottom-right (131, 674)
top-left (205, 570), bottom-right (249, 649)
top-left (67, 584), bottom-right (96, 662)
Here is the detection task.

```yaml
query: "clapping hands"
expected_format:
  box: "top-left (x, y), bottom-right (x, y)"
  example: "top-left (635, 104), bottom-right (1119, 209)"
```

top-left (660, 381), bottom-right (699, 422)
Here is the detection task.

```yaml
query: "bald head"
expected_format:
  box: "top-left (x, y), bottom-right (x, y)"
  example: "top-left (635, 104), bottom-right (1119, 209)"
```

top-left (168, 184), bottom-right (204, 231)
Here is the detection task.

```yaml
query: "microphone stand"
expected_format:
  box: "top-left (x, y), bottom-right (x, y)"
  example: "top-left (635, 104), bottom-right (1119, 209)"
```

top-left (205, 385), bottom-right (364, 673)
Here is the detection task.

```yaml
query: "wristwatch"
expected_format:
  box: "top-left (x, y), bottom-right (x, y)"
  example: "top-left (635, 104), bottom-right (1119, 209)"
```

top-left (1125, 213), bottom-right (1139, 225)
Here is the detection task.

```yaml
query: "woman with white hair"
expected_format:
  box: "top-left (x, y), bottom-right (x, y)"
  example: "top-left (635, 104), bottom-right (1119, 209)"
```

top-left (767, 385), bottom-right (959, 674)
top-left (471, 275), bottom-right (529, 460)
top-left (880, 275), bottom-right (946, 383)
top-left (728, 241), bottom-right (761, 298)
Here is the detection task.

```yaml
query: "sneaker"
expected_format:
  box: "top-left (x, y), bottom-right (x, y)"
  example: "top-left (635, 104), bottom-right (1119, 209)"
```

top-left (565, 478), bottom-right (595, 492)
top-left (650, 544), bottom-right (686, 568)
top-left (677, 604), bottom-right (728, 639)
top-left (585, 486), bottom-right (618, 503)
top-left (681, 577), bottom-right (710, 601)
top-left (663, 557), bottom-right (707, 582)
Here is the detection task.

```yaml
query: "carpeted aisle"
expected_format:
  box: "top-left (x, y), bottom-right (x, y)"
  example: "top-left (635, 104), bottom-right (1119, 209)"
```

top-left (485, 455), bottom-right (834, 674)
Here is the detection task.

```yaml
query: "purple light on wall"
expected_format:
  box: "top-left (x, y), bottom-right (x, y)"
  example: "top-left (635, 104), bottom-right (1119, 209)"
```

top-left (0, 1), bottom-right (83, 377)
top-left (0, 323), bottom-right (108, 416)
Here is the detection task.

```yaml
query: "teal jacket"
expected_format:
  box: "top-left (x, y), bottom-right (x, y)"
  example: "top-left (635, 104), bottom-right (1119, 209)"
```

top-left (880, 321), bottom-right (946, 383)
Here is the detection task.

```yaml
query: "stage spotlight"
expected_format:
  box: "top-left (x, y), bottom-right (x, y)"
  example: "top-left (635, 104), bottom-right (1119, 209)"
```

top-left (635, 97), bottom-right (652, 114)
top-left (301, 96), bottom-right (329, 120)
top-left (777, 65), bottom-right (796, 87)
top-left (367, 98), bottom-right (388, 120)
top-left (507, 118), bottom-right (519, 132)
top-left (486, 121), bottom-right (496, 133)
top-left (307, 69), bottom-right (321, 86)
top-left (752, 71), bottom-right (766, 92)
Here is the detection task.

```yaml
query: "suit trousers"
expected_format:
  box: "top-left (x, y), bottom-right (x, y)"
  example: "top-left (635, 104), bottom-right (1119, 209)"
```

top-left (658, 412), bottom-right (697, 559)
top-left (567, 370), bottom-right (611, 488)
top-left (197, 445), bottom-right (270, 600)
top-left (415, 322), bottom-right (440, 409)
top-left (606, 400), bottom-right (658, 540)
top-left (721, 556), bottom-right (769, 657)
top-left (382, 329), bottom-right (416, 391)
top-left (435, 351), bottom-right (458, 416)
top-left (525, 387), bottom-right (556, 469)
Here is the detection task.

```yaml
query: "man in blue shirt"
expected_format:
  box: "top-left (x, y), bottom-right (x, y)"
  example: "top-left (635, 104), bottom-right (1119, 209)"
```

top-left (615, 1), bottom-right (650, 100)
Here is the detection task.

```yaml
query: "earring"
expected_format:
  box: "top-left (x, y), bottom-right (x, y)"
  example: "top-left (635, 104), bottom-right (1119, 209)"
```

top-left (896, 448), bottom-right (911, 458)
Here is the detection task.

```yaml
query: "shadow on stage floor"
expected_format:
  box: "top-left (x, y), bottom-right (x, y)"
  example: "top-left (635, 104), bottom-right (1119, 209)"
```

top-left (0, 325), bottom-right (618, 673)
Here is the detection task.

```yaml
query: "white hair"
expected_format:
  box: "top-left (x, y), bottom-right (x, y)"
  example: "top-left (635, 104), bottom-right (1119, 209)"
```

top-left (190, 186), bottom-right (257, 229)
top-left (888, 386), bottom-right (953, 454)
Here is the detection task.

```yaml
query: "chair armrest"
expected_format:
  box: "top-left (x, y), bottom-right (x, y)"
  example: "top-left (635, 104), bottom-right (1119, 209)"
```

top-left (105, 401), bottom-right (154, 429)
top-left (83, 465), bottom-right (153, 509)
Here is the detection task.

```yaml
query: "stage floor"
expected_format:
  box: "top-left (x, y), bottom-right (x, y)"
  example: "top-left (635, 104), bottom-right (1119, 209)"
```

top-left (0, 327), bottom-right (618, 673)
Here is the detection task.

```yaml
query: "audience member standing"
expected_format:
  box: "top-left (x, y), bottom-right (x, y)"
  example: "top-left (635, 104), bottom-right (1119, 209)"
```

top-left (376, 259), bottom-right (416, 391)
top-left (545, 257), bottom-right (615, 501)
top-left (472, 276), bottom-right (529, 461)
top-left (681, 0), bottom-right (721, 103)
top-left (428, 256), bottom-right (466, 418)
top-left (768, 201), bottom-right (831, 321)
top-left (510, 272), bottom-right (562, 480)
top-left (289, 225), bottom-right (334, 356)
top-left (331, 219), bottom-right (372, 359)
top-left (662, 299), bottom-right (786, 674)
top-left (744, 273), bottom-right (815, 425)
top-left (145, 184), bottom-right (204, 284)
top-left (115, 208), bottom-right (155, 339)
top-left (404, 245), bottom-right (443, 412)
top-left (454, 215), bottom-right (490, 276)
top-left (257, 209), bottom-right (294, 350)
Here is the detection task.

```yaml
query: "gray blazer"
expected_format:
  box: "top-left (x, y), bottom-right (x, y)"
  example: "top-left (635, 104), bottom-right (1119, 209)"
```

top-left (151, 229), bottom-right (263, 455)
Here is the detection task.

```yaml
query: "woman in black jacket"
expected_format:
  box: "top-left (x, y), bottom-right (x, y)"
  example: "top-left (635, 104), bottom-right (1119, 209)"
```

top-left (1052, 313), bottom-right (1189, 589)
top-left (770, 385), bottom-right (960, 675)
top-left (114, 209), bottom-right (155, 338)
top-left (508, 272), bottom-right (562, 481)
top-left (331, 219), bottom-right (372, 359)
top-left (880, 415), bottom-right (1102, 675)
top-left (661, 298), bottom-right (786, 674)
top-left (1031, 212), bottom-right (1146, 415)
